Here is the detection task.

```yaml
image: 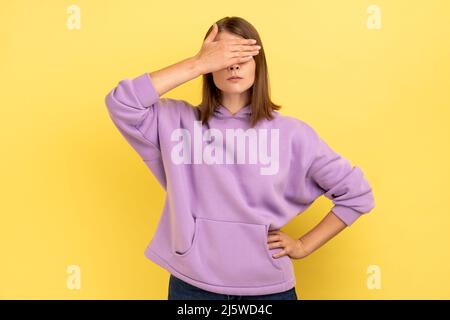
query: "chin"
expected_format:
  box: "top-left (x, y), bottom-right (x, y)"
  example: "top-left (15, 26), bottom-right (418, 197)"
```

top-left (224, 88), bottom-right (246, 94)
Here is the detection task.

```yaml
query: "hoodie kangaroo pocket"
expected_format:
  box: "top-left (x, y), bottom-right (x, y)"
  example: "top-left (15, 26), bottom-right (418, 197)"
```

top-left (170, 218), bottom-right (286, 287)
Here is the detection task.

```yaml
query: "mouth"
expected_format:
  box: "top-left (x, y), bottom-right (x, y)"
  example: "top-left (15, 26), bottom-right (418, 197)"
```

top-left (227, 76), bottom-right (243, 81)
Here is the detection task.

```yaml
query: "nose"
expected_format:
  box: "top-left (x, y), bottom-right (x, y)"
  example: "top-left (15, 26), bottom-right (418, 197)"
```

top-left (228, 64), bottom-right (240, 71)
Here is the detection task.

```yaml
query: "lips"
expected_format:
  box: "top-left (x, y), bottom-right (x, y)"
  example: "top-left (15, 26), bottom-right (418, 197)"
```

top-left (227, 76), bottom-right (243, 80)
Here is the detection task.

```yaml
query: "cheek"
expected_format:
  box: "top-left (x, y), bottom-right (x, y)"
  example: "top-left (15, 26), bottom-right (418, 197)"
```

top-left (245, 67), bottom-right (256, 83)
top-left (246, 61), bottom-right (256, 78)
top-left (212, 70), bottom-right (228, 83)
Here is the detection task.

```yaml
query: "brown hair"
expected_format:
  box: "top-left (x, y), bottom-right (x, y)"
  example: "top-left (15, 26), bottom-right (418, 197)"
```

top-left (197, 16), bottom-right (282, 128)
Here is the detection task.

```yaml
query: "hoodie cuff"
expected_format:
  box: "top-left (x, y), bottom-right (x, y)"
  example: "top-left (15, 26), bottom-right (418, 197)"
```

top-left (131, 72), bottom-right (160, 107)
top-left (331, 205), bottom-right (362, 226)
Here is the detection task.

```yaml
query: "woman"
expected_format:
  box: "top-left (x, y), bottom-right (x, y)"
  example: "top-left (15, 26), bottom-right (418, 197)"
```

top-left (105, 16), bottom-right (375, 300)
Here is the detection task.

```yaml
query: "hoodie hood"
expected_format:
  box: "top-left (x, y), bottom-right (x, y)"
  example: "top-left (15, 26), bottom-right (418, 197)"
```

top-left (213, 104), bottom-right (252, 119)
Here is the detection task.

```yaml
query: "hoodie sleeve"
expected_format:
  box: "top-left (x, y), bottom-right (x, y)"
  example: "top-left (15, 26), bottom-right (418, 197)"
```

top-left (104, 72), bottom-right (164, 162)
top-left (303, 122), bottom-right (375, 226)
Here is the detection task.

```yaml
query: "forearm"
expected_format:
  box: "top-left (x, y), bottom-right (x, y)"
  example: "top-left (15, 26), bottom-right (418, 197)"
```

top-left (149, 55), bottom-right (202, 97)
top-left (298, 210), bottom-right (347, 255)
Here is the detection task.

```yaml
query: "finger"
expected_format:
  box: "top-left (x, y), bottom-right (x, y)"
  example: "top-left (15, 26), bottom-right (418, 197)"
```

top-left (267, 234), bottom-right (281, 242)
top-left (229, 44), bottom-right (261, 53)
top-left (229, 55), bottom-right (254, 64)
top-left (204, 23), bottom-right (218, 43)
top-left (268, 241), bottom-right (283, 249)
top-left (229, 38), bottom-right (257, 45)
top-left (267, 233), bottom-right (281, 239)
top-left (273, 249), bottom-right (287, 259)
top-left (267, 235), bottom-right (279, 241)
top-left (230, 51), bottom-right (259, 60)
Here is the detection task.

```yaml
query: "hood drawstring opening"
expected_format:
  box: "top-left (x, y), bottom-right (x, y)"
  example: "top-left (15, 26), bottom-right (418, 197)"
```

top-left (197, 105), bottom-right (252, 144)
top-left (213, 104), bottom-right (252, 120)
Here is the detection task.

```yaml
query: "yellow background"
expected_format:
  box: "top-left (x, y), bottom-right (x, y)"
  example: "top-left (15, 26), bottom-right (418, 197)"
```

top-left (1, 0), bottom-right (449, 299)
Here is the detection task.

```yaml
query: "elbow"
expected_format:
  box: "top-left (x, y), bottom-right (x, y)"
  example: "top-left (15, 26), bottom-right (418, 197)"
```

top-left (363, 189), bottom-right (376, 214)
top-left (104, 87), bottom-right (116, 110)
top-left (330, 187), bottom-right (376, 226)
top-left (104, 87), bottom-right (122, 117)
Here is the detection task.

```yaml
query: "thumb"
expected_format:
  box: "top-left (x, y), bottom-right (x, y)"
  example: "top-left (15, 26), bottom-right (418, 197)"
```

top-left (204, 23), bottom-right (218, 43)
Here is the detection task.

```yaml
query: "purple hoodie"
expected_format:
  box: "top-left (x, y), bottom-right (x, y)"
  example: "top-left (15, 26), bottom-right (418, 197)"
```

top-left (105, 72), bottom-right (375, 296)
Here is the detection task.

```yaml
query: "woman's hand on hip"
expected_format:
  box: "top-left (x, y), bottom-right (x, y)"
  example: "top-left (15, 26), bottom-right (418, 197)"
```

top-left (267, 229), bottom-right (311, 260)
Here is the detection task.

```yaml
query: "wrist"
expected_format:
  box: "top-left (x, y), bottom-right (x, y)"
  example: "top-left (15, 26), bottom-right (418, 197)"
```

top-left (297, 238), bottom-right (312, 257)
top-left (189, 54), bottom-right (203, 78)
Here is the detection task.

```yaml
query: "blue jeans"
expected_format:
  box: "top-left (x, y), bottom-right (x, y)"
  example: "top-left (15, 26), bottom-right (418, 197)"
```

top-left (168, 274), bottom-right (298, 300)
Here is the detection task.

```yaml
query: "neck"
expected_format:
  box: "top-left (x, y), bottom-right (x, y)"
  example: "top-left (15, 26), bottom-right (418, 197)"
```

top-left (221, 93), bottom-right (251, 115)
